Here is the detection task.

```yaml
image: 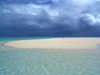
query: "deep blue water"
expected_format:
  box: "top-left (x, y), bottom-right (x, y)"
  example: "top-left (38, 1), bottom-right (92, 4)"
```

top-left (0, 37), bottom-right (100, 75)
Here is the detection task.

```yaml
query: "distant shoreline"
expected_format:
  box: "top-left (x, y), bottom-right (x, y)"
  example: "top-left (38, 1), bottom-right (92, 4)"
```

top-left (4, 38), bottom-right (100, 50)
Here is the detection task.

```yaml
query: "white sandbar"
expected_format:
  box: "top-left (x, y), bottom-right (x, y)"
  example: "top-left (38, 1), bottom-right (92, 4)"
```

top-left (5, 38), bottom-right (100, 50)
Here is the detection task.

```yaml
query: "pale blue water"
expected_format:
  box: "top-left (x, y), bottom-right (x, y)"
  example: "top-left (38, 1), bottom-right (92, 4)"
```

top-left (0, 37), bottom-right (100, 75)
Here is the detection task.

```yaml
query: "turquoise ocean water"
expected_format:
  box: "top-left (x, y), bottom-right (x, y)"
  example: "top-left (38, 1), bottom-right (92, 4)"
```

top-left (0, 37), bottom-right (53, 42)
top-left (0, 37), bottom-right (100, 75)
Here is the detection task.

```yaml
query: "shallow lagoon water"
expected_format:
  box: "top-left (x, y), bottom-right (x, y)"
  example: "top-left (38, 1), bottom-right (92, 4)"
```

top-left (0, 38), bottom-right (100, 75)
top-left (0, 49), bottom-right (100, 75)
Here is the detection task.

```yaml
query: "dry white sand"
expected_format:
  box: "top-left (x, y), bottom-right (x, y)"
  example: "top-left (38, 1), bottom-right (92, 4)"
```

top-left (5, 38), bottom-right (100, 50)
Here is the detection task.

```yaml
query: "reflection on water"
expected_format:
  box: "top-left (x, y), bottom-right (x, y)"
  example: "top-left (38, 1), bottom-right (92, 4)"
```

top-left (0, 49), bottom-right (100, 75)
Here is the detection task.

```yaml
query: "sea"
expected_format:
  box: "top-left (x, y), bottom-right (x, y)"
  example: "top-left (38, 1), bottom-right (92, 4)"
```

top-left (0, 37), bottom-right (100, 75)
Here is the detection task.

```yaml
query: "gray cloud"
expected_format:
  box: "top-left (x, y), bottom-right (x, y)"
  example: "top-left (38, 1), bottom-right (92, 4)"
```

top-left (79, 13), bottom-right (100, 26)
top-left (0, 0), bottom-right (100, 36)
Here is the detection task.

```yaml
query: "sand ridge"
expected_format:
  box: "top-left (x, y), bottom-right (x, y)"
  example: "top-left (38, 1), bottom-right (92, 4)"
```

top-left (4, 38), bottom-right (100, 50)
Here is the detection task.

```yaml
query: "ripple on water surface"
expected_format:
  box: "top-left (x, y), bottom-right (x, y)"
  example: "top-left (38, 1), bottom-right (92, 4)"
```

top-left (0, 50), bottom-right (100, 75)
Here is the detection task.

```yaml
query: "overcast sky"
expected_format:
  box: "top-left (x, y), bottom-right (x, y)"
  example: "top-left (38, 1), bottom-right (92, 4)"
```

top-left (0, 0), bottom-right (100, 37)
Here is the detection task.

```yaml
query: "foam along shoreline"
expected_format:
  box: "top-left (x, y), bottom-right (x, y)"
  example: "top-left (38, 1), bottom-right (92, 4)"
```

top-left (4, 38), bottom-right (100, 50)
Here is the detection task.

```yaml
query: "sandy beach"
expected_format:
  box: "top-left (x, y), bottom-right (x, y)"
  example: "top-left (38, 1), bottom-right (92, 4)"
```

top-left (4, 38), bottom-right (100, 50)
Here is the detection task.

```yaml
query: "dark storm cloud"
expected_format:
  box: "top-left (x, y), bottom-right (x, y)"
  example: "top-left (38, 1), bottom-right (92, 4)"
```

top-left (0, 0), bottom-right (100, 37)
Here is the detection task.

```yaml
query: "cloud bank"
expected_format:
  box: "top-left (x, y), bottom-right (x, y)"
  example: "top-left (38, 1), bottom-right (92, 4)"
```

top-left (0, 0), bottom-right (100, 37)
